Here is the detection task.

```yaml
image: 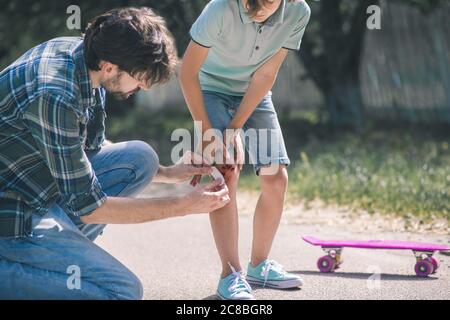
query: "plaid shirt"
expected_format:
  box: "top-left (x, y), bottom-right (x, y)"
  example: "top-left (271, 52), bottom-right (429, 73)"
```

top-left (0, 37), bottom-right (108, 238)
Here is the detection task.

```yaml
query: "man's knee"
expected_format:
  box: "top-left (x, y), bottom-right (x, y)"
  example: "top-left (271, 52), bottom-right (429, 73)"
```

top-left (125, 273), bottom-right (144, 300)
top-left (127, 140), bottom-right (159, 186)
top-left (111, 270), bottom-right (144, 300)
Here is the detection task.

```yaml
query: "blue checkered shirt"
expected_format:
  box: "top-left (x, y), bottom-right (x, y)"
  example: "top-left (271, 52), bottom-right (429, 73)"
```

top-left (0, 37), bottom-right (108, 238)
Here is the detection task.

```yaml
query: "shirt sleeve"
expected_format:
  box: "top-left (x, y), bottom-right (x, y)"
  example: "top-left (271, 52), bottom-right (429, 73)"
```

top-left (189, 0), bottom-right (225, 48)
top-left (22, 93), bottom-right (107, 217)
top-left (283, 4), bottom-right (311, 51)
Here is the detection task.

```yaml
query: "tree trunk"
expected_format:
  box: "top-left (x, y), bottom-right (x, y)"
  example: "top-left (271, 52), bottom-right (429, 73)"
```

top-left (297, 0), bottom-right (378, 128)
top-left (324, 77), bottom-right (364, 128)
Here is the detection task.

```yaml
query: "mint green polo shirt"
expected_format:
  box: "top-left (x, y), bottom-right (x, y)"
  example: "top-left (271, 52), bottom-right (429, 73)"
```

top-left (189, 0), bottom-right (311, 96)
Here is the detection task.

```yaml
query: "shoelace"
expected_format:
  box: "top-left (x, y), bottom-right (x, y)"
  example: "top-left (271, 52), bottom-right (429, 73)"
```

top-left (227, 262), bottom-right (252, 297)
top-left (261, 260), bottom-right (287, 287)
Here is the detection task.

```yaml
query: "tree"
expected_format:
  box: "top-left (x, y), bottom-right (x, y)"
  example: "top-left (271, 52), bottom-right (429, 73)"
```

top-left (0, 0), bottom-right (207, 69)
top-left (296, 0), bottom-right (446, 127)
top-left (0, 0), bottom-right (207, 114)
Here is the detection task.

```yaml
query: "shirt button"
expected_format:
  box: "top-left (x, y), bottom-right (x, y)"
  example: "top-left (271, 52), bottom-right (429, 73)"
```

top-left (255, 46), bottom-right (260, 50)
top-left (259, 29), bottom-right (262, 34)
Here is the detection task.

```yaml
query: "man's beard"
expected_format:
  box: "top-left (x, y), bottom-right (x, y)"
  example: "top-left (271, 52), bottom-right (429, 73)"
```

top-left (102, 72), bottom-right (140, 100)
top-left (109, 88), bottom-right (140, 101)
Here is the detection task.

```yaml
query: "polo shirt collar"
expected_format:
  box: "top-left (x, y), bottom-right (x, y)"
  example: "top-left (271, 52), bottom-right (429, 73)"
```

top-left (73, 41), bottom-right (97, 108)
top-left (238, 0), bottom-right (286, 26)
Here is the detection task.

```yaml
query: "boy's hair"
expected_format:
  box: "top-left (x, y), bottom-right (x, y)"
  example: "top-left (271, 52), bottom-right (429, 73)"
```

top-left (84, 7), bottom-right (178, 86)
top-left (246, 0), bottom-right (302, 18)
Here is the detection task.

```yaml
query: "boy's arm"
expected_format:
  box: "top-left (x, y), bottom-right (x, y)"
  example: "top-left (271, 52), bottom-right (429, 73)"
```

top-left (179, 41), bottom-right (213, 134)
top-left (180, 41), bottom-right (234, 167)
top-left (228, 48), bottom-right (289, 130)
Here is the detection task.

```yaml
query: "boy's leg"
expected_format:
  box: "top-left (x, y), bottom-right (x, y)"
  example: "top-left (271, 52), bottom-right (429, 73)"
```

top-left (202, 92), bottom-right (242, 277)
top-left (242, 93), bottom-right (290, 267)
top-left (209, 168), bottom-right (241, 277)
top-left (0, 203), bottom-right (143, 300)
top-left (70, 140), bottom-right (159, 241)
top-left (252, 165), bottom-right (288, 266)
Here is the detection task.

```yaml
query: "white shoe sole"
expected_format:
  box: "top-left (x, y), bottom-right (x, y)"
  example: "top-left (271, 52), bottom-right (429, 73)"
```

top-left (246, 276), bottom-right (304, 289)
top-left (216, 291), bottom-right (256, 300)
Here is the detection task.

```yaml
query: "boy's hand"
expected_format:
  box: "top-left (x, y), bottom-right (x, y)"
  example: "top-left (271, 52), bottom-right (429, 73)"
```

top-left (219, 129), bottom-right (244, 175)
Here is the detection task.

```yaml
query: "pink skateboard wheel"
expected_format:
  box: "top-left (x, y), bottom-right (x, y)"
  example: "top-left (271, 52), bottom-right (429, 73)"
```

top-left (415, 260), bottom-right (433, 277)
top-left (426, 257), bottom-right (439, 273)
top-left (317, 256), bottom-right (336, 273)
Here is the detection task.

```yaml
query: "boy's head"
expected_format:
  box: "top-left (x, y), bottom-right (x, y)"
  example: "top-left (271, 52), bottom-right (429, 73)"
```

top-left (245, 0), bottom-right (282, 22)
top-left (244, 0), bottom-right (301, 23)
top-left (84, 7), bottom-right (178, 100)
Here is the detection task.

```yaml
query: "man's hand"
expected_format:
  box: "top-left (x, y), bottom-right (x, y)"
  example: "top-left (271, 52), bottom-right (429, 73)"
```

top-left (184, 179), bottom-right (230, 214)
top-left (154, 151), bottom-right (213, 184)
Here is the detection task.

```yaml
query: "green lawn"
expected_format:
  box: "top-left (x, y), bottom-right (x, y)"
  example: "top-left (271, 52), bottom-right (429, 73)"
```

top-left (241, 114), bottom-right (450, 221)
top-left (108, 108), bottom-right (450, 221)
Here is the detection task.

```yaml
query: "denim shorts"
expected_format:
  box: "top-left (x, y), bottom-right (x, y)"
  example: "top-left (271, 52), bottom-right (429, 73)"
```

top-left (201, 90), bottom-right (290, 174)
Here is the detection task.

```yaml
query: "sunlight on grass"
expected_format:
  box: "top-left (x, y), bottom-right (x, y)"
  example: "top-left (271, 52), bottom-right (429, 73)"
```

top-left (241, 129), bottom-right (450, 221)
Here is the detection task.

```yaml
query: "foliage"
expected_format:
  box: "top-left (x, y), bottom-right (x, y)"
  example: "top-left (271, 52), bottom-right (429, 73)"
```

top-left (0, 0), bottom-right (207, 68)
top-left (296, 0), bottom-right (446, 126)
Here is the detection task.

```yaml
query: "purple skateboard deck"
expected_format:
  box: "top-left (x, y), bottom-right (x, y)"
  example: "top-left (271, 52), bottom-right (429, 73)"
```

top-left (302, 236), bottom-right (450, 276)
top-left (302, 236), bottom-right (450, 252)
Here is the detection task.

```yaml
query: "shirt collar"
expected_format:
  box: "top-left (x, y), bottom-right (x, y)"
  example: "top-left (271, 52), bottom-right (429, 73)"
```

top-left (73, 41), bottom-right (97, 108)
top-left (238, 0), bottom-right (286, 26)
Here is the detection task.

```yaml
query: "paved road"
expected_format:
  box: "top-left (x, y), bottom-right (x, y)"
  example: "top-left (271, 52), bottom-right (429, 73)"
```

top-left (96, 209), bottom-right (450, 300)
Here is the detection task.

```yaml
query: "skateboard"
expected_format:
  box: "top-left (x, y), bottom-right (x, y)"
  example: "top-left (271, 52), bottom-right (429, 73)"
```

top-left (302, 236), bottom-right (450, 277)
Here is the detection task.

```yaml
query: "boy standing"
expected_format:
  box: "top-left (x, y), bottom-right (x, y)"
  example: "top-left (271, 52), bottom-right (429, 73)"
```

top-left (180, 0), bottom-right (311, 300)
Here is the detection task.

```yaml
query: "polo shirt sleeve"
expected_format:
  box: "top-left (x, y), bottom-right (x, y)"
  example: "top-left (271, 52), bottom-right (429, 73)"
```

top-left (189, 0), bottom-right (225, 48)
top-left (283, 3), bottom-right (311, 51)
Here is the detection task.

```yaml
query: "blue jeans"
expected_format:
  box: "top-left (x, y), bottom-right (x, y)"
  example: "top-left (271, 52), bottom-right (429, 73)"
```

top-left (0, 141), bottom-right (159, 300)
top-left (202, 91), bottom-right (290, 173)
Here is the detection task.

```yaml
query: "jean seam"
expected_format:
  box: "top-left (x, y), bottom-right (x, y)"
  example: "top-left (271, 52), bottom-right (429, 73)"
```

top-left (93, 164), bottom-right (136, 177)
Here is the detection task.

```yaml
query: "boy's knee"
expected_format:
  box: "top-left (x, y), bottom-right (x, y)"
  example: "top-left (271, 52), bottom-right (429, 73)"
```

top-left (260, 166), bottom-right (288, 194)
top-left (218, 165), bottom-right (240, 187)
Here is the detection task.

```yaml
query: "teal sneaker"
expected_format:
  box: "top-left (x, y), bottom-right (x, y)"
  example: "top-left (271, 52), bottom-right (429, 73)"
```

top-left (217, 263), bottom-right (255, 300)
top-left (246, 259), bottom-right (304, 289)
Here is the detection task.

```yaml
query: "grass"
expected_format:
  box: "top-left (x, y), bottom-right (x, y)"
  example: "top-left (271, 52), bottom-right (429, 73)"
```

top-left (107, 108), bottom-right (450, 221)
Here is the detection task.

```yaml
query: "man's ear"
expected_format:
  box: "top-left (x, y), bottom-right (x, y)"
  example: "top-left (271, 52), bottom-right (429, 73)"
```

top-left (99, 61), bottom-right (119, 77)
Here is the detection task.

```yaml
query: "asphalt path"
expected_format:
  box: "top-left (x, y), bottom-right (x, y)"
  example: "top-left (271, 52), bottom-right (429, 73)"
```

top-left (96, 184), bottom-right (449, 300)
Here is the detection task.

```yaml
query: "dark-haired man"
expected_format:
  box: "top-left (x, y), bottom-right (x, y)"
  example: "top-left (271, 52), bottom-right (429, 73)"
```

top-left (0, 7), bottom-right (229, 299)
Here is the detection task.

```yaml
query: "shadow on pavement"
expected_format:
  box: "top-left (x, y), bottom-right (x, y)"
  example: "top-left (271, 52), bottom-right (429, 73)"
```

top-left (249, 284), bottom-right (302, 292)
top-left (202, 295), bottom-right (220, 300)
top-left (201, 286), bottom-right (302, 300)
top-left (292, 270), bottom-right (440, 282)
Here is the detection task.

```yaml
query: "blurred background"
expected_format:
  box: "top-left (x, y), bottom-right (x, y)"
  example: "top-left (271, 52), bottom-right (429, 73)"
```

top-left (1, 0), bottom-right (449, 222)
